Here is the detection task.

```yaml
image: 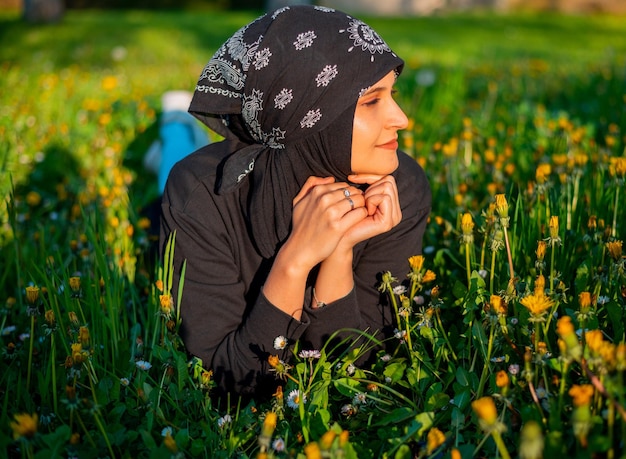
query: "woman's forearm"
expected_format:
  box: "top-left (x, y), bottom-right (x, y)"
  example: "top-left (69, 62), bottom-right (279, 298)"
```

top-left (313, 246), bottom-right (354, 307)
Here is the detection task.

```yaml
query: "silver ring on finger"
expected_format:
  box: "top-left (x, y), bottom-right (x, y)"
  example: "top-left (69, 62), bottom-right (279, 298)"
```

top-left (346, 197), bottom-right (354, 210)
top-left (342, 188), bottom-right (351, 198)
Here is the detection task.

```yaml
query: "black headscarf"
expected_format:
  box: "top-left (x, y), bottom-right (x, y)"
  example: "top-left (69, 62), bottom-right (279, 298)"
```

top-left (189, 5), bottom-right (404, 258)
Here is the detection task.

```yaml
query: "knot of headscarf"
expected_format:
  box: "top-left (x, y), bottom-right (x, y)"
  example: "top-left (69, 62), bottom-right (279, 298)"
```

top-left (189, 5), bottom-right (404, 258)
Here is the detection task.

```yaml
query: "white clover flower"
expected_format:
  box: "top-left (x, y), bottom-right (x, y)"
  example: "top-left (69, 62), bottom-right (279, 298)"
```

top-left (508, 364), bottom-right (520, 375)
top-left (298, 349), bottom-right (321, 359)
top-left (380, 353), bottom-right (392, 362)
top-left (120, 377), bottom-right (130, 386)
top-left (597, 296), bottom-right (610, 305)
top-left (217, 414), bottom-right (232, 428)
top-left (414, 295), bottom-right (425, 305)
top-left (273, 335), bottom-right (288, 350)
top-left (161, 427), bottom-right (173, 437)
top-left (135, 360), bottom-right (152, 371)
top-left (353, 392), bottom-right (368, 405)
top-left (478, 269), bottom-right (488, 279)
top-left (392, 285), bottom-right (407, 295)
top-left (341, 404), bottom-right (357, 416)
top-left (286, 389), bottom-right (307, 409)
top-left (2, 325), bottom-right (16, 336)
top-left (346, 363), bottom-right (356, 376)
top-left (272, 438), bottom-right (286, 452)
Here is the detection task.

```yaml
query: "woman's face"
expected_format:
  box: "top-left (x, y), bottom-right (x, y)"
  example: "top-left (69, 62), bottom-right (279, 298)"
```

top-left (351, 70), bottom-right (409, 175)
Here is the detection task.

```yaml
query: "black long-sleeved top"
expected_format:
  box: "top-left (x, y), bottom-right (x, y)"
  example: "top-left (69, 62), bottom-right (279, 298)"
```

top-left (160, 140), bottom-right (431, 398)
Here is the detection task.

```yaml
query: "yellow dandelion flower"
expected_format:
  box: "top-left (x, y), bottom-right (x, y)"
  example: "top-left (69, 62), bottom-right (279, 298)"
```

top-left (472, 396), bottom-right (498, 425)
top-left (422, 270), bottom-right (437, 283)
top-left (159, 294), bottom-right (174, 316)
top-left (408, 255), bottom-right (425, 272)
top-left (451, 448), bottom-right (462, 459)
top-left (273, 385), bottom-right (283, 401)
top-left (598, 341), bottom-right (617, 368)
top-left (426, 427), bottom-right (446, 454)
top-left (520, 292), bottom-right (554, 318)
top-left (101, 75), bottom-right (118, 91)
top-left (609, 156), bottom-right (626, 178)
top-left (70, 432), bottom-right (80, 445)
top-left (490, 295), bottom-right (507, 315)
top-left (585, 329), bottom-right (604, 354)
top-left (304, 441), bottom-right (322, 459)
top-left (606, 240), bottom-right (623, 261)
top-left (200, 369), bottom-right (213, 387)
top-left (461, 212), bottom-right (474, 236)
top-left (569, 384), bottom-right (594, 407)
top-left (26, 191), bottom-right (42, 207)
top-left (25, 286), bottom-right (40, 305)
top-left (535, 163), bottom-right (551, 184)
top-left (10, 413), bottom-right (38, 440)
top-left (587, 215), bottom-right (597, 231)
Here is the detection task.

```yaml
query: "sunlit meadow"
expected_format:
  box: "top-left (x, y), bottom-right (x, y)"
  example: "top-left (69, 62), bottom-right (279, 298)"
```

top-left (1, 8), bottom-right (625, 459)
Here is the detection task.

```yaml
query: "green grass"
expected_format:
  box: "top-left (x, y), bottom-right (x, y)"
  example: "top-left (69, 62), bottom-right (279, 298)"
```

top-left (1, 8), bottom-right (625, 459)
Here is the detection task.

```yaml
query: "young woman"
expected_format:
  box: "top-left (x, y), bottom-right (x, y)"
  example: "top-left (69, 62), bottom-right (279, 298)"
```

top-left (160, 5), bottom-right (431, 399)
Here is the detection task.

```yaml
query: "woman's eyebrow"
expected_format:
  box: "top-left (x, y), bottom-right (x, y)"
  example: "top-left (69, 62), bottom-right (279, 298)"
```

top-left (359, 86), bottom-right (387, 97)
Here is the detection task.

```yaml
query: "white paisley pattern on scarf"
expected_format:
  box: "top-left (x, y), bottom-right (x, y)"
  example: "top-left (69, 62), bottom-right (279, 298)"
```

top-left (300, 109), bottom-right (322, 129)
top-left (274, 88), bottom-right (293, 110)
top-left (315, 65), bottom-right (338, 87)
top-left (340, 19), bottom-right (394, 62)
top-left (293, 31), bottom-right (317, 50)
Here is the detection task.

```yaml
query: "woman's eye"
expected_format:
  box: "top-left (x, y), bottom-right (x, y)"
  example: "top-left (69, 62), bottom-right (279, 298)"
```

top-left (362, 98), bottom-right (380, 106)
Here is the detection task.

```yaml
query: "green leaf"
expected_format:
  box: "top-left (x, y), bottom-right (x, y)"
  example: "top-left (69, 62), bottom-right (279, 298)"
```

top-left (383, 361), bottom-right (407, 382)
top-left (425, 392), bottom-right (450, 411)
top-left (373, 406), bottom-right (416, 426)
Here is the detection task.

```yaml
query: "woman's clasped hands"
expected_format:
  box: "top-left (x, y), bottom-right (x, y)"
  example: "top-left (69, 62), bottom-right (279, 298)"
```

top-left (288, 174), bottom-right (402, 271)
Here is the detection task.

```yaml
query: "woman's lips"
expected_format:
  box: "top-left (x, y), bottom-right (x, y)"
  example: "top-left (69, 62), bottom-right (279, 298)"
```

top-left (378, 140), bottom-right (399, 150)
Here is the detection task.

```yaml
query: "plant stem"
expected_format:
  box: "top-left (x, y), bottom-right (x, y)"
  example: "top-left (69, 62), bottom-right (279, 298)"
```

top-left (477, 320), bottom-right (495, 398)
top-left (26, 314), bottom-right (35, 391)
top-left (491, 430), bottom-right (511, 459)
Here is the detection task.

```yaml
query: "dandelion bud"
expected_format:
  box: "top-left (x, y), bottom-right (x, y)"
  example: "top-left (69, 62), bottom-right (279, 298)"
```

top-left (495, 370), bottom-right (510, 389)
top-left (587, 215), bottom-right (597, 231)
top-left (45, 309), bottom-right (55, 325)
top-left (155, 279), bottom-right (164, 292)
top-left (536, 240), bottom-right (547, 261)
top-left (461, 212), bottom-right (474, 234)
top-left (339, 430), bottom-right (349, 447)
top-left (494, 194), bottom-right (509, 219)
top-left (519, 420), bottom-right (544, 459)
top-left (163, 433), bottom-right (178, 453)
top-left (68, 311), bottom-right (79, 325)
top-left (578, 292), bottom-right (592, 313)
top-left (319, 430), bottom-right (336, 450)
top-left (472, 396), bottom-right (498, 426)
top-left (78, 326), bottom-right (90, 346)
top-left (426, 427), bottom-right (446, 454)
top-left (451, 448), bottom-right (462, 459)
top-left (534, 275), bottom-right (546, 296)
top-left (25, 286), bottom-right (40, 305)
top-left (69, 277), bottom-right (81, 292)
top-left (606, 240), bottom-right (623, 261)
top-left (70, 432), bottom-right (80, 445)
top-left (261, 412), bottom-right (277, 438)
top-left (548, 216), bottom-right (559, 240)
